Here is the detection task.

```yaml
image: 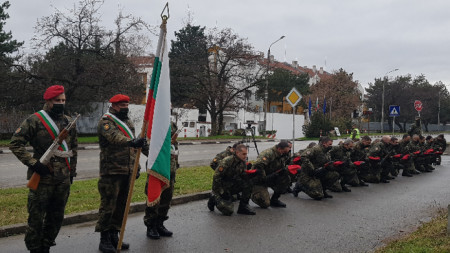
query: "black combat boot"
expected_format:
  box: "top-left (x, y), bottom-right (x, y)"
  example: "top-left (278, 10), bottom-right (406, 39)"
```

top-left (207, 195), bottom-right (215, 211)
top-left (380, 178), bottom-right (390, 183)
top-left (146, 220), bottom-right (160, 240)
top-left (237, 201), bottom-right (256, 215)
top-left (270, 193), bottom-right (286, 208)
top-left (40, 247), bottom-right (49, 253)
top-left (323, 186), bottom-right (333, 198)
top-left (292, 183), bottom-right (302, 197)
top-left (157, 217), bottom-right (173, 237)
top-left (109, 230), bottom-right (129, 250)
top-left (99, 231), bottom-right (116, 253)
top-left (359, 180), bottom-right (369, 187)
top-left (341, 184), bottom-right (351, 192)
top-left (402, 172), bottom-right (413, 177)
top-left (29, 248), bottom-right (41, 253)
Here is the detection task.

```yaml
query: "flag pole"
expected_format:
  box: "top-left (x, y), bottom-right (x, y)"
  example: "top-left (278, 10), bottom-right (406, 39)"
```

top-left (116, 4), bottom-right (169, 252)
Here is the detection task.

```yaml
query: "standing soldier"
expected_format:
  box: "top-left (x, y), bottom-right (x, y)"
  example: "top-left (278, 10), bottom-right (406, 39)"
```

top-left (145, 121), bottom-right (179, 239)
top-left (408, 117), bottom-right (422, 137)
top-left (10, 85), bottom-right (78, 253)
top-left (208, 144), bottom-right (256, 216)
top-left (251, 141), bottom-right (292, 208)
top-left (95, 94), bottom-right (148, 253)
top-left (293, 136), bottom-right (340, 200)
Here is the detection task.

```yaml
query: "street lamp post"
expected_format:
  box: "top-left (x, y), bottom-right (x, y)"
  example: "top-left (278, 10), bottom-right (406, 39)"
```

top-left (381, 68), bottom-right (399, 133)
top-left (264, 35), bottom-right (285, 136)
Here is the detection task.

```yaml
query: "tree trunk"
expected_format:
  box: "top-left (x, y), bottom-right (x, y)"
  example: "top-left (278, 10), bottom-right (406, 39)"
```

top-left (210, 112), bottom-right (218, 136)
top-left (217, 113), bottom-right (224, 136)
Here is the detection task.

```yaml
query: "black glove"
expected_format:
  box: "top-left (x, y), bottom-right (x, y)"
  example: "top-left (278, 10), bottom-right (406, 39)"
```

top-left (70, 176), bottom-right (74, 184)
top-left (128, 138), bottom-right (147, 148)
top-left (31, 161), bottom-right (51, 176)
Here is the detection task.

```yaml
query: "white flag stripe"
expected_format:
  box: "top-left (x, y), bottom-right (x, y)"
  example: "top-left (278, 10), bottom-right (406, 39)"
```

top-left (147, 38), bottom-right (171, 170)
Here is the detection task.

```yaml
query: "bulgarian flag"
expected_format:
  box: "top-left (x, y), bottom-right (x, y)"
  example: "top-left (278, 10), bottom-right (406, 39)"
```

top-left (145, 26), bottom-right (171, 207)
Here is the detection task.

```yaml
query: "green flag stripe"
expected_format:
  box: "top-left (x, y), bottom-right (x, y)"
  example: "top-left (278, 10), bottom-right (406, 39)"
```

top-left (152, 60), bottom-right (162, 99)
top-left (149, 57), bottom-right (160, 91)
top-left (150, 127), bottom-right (172, 180)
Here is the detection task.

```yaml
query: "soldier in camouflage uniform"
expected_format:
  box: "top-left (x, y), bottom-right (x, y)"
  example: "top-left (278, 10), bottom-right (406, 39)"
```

top-left (350, 135), bottom-right (371, 186)
top-left (329, 139), bottom-right (359, 192)
top-left (10, 85), bottom-right (77, 253)
top-left (95, 94), bottom-right (148, 253)
top-left (210, 142), bottom-right (241, 170)
top-left (388, 137), bottom-right (403, 177)
top-left (366, 136), bottom-right (391, 183)
top-left (293, 137), bottom-right (339, 200)
top-left (207, 144), bottom-right (256, 216)
top-left (408, 117), bottom-right (422, 137)
top-left (250, 141), bottom-right (291, 208)
top-left (398, 134), bottom-right (414, 177)
top-left (145, 121), bottom-right (179, 239)
top-left (406, 135), bottom-right (424, 174)
top-left (433, 134), bottom-right (447, 165)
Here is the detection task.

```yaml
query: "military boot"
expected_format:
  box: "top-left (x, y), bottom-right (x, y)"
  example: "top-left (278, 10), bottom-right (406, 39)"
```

top-left (157, 217), bottom-right (173, 237)
top-left (29, 248), bottom-right (41, 253)
top-left (207, 195), bottom-right (215, 211)
top-left (323, 186), bottom-right (333, 198)
top-left (237, 201), bottom-right (256, 215)
top-left (292, 183), bottom-right (302, 197)
top-left (270, 193), bottom-right (286, 208)
top-left (99, 231), bottom-right (116, 253)
top-left (40, 247), bottom-right (49, 253)
top-left (146, 220), bottom-right (160, 240)
top-left (341, 183), bottom-right (351, 192)
top-left (109, 230), bottom-right (130, 250)
top-left (402, 171), bottom-right (413, 177)
top-left (359, 180), bottom-right (369, 186)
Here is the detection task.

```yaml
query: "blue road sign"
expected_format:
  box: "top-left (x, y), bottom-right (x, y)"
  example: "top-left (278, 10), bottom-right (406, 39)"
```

top-left (389, 105), bottom-right (400, 117)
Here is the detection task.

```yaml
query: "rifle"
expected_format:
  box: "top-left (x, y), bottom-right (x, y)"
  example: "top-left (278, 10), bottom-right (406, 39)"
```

top-left (27, 114), bottom-right (80, 190)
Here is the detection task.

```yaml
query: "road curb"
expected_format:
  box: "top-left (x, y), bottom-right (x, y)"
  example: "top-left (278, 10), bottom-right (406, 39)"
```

top-left (0, 191), bottom-right (211, 238)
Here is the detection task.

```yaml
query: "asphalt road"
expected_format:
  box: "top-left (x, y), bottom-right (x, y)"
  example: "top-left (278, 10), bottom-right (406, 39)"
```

top-left (0, 140), bottom-right (315, 188)
top-left (1, 157), bottom-right (449, 252)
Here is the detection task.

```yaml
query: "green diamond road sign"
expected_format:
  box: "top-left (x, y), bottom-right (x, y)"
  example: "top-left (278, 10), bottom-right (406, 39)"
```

top-left (286, 87), bottom-right (302, 107)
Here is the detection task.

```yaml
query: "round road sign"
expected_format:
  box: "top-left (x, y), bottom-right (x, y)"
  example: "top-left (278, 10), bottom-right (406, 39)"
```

top-left (414, 100), bottom-right (423, 112)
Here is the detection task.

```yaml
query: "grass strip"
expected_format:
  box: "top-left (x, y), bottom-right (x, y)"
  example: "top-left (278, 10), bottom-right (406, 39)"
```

top-left (376, 208), bottom-right (450, 253)
top-left (0, 166), bottom-right (214, 227)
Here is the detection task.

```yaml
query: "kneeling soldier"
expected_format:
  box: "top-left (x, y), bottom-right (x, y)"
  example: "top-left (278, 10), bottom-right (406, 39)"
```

top-left (208, 144), bottom-right (255, 216)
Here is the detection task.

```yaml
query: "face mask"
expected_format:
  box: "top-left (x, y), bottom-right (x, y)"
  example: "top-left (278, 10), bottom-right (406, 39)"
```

top-left (117, 108), bottom-right (129, 120)
top-left (51, 104), bottom-right (65, 115)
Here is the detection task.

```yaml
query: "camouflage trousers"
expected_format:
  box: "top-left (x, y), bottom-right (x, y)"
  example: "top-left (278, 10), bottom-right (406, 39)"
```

top-left (25, 182), bottom-right (70, 250)
top-left (212, 179), bottom-right (252, 216)
top-left (95, 175), bottom-right (130, 232)
top-left (144, 171), bottom-right (176, 226)
top-left (360, 161), bottom-right (382, 183)
top-left (340, 167), bottom-right (360, 186)
top-left (298, 170), bottom-right (339, 200)
top-left (251, 170), bottom-right (290, 208)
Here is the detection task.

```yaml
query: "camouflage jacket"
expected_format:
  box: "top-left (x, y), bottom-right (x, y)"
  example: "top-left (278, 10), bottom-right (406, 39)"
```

top-left (408, 124), bottom-right (421, 137)
top-left (399, 140), bottom-right (410, 154)
top-left (212, 154), bottom-right (247, 195)
top-left (252, 145), bottom-right (285, 177)
top-left (433, 138), bottom-right (447, 152)
top-left (351, 142), bottom-right (370, 162)
top-left (210, 146), bottom-right (233, 170)
top-left (368, 141), bottom-right (389, 158)
top-left (301, 145), bottom-right (331, 176)
top-left (10, 106), bottom-right (78, 184)
top-left (98, 108), bottom-right (148, 176)
top-left (329, 145), bottom-right (352, 163)
top-left (406, 140), bottom-right (421, 154)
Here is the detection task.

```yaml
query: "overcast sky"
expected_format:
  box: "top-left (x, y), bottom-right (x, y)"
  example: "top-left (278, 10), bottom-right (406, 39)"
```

top-left (6, 0), bottom-right (450, 88)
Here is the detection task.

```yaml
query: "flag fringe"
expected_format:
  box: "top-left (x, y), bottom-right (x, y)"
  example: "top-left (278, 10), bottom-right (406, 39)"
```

top-left (146, 169), bottom-right (170, 207)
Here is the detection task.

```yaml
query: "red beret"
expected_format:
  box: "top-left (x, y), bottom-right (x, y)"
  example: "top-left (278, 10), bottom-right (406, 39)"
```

top-left (109, 94), bottom-right (130, 103)
top-left (43, 85), bottom-right (65, 100)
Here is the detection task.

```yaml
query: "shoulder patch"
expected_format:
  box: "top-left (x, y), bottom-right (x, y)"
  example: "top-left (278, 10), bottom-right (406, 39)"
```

top-left (306, 151), bottom-right (311, 155)
top-left (103, 123), bottom-right (110, 131)
top-left (213, 158), bottom-right (217, 162)
top-left (262, 157), bottom-right (267, 161)
top-left (218, 167), bottom-right (224, 172)
top-left (14, 127), bottom-right (21, 134)
top-left (375, 147), bottom-right (379, 151)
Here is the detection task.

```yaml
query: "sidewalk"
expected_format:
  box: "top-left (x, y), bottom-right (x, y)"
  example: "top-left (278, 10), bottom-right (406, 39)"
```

top-left (0, 138), bottom-right (278, 154)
